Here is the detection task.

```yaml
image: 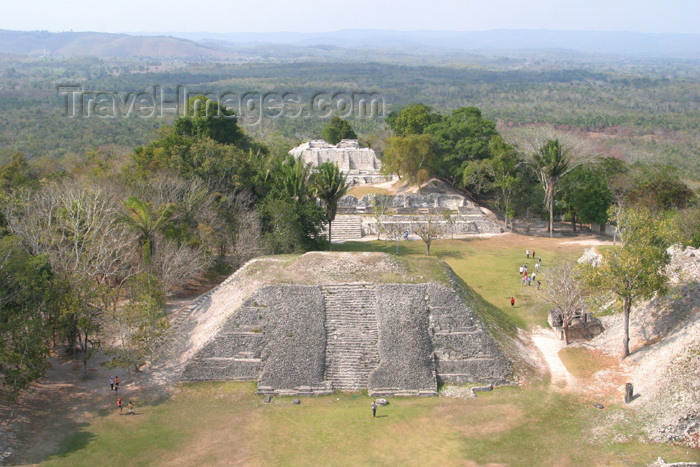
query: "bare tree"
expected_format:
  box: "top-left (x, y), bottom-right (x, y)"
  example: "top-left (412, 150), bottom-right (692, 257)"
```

top-left (538, 261), bottom-right (588, 344)
top-left (372, 194), bottom-right (391, 240)
top-left (151, 237), bottom-right (213, 295)
top-left (3, 179), bottom-right (136, 377)
top-left (412, 213), bottom-right (445, 256)
top-left (386, 216), bottom-right (410, 254)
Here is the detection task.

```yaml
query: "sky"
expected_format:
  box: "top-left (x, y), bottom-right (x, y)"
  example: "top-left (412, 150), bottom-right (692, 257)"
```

top-left (1, 0), bottom-right (699, 35)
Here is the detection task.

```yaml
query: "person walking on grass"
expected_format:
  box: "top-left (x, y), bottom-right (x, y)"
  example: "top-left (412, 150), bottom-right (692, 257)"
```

top-left (117, 398), bottom-right (123, 415)
top-left (128, 401), bottom-right (135, 415)
top-left (371, 401), bottom-right (377, 418)
top-left (526, 249), bottom-right (530, 258)
top-left (519, 266), bottom-right (523, 276)
top-left (110, 376), bottom-right (114, 391)
top-left (115, 376), bottom-right (119, 391)
top-left (511, 297), bottom-right (515, 307)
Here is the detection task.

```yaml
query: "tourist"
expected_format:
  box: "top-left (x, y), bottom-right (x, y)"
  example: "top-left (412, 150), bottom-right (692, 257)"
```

top-left (128, 401), bottom-right (135, 415)
top-left (519, 266), bottom-right (523, 275)
top-left (371, 401), bottom-right (377, 418)
top-left (537, 280), bottom-right (541, 290)
top-left (115, 376), bottom-right (119, 391)
top-left (532, 272), bottom-right (536, 282)
top-left (526, 249), bottom-right (530, 258)
top-left (532, 250), bottom-right (535, 259)
top-left (117, 398), bottom-right (123, 415)
top-left (110, 376), bottom-right (114, 391)
top-left (535, 262), bottom-right (540, 272)
top-left (527, 275), bottom-right (532, 286)
top-left (510, 297), bottom-right (515, 307)
top-left (522, 276), bottom-right (526, 286)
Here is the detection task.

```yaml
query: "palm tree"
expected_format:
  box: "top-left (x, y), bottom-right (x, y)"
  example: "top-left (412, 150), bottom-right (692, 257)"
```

top-left (312, 162), bottom-right (350, 250)
top-left (280, 156), bottom-right (314, 202)
top-left (119, 197), bottom-right (175, 271)
top-left (517, 129), bottom-right (593, 237)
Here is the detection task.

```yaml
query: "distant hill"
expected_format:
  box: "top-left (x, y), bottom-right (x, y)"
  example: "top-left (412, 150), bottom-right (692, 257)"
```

top-left (1, 28), bottom-right (699, 61)
top-left (157, 29), bottom-right (700, 59)
top-left (0, 29), bottom-right (236, 59)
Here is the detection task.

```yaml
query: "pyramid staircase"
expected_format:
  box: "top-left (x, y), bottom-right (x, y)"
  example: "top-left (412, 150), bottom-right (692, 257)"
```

top-left (321, 284), bottom-right (379, 390)
top-left (322, 215), bottom-right (362, 241)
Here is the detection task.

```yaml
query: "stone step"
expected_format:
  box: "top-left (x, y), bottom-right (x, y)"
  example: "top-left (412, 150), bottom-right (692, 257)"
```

top-left (322, 283), bottom-right (379, 391)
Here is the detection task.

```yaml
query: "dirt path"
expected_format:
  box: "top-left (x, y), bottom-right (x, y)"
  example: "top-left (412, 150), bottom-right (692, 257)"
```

top-left (530, 326), bottom-right (574, 389)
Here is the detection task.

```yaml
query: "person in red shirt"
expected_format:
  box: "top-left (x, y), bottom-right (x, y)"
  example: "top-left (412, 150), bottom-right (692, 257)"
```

top-left (510, 297), bottom-right (515, 307)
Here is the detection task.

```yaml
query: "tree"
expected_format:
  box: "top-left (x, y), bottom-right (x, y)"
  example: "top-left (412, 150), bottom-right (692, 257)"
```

top-left (312, 162), bottom-right (351, 250)
top-left (386, 103), bottom-right (442, 136)
top-left (515, 128), bottom-right (593, 237)
top-left (559, 166), bottom-right (612, 234)
top-left (538, 261), bottom-right (587, 344)
top-left (425, 107), bottom-right (498, 187)
top-left (0, 236), bottom-right (52, 405)
top-left (108, 273), bottom-right (168, 372)
top-left (173, 95), bottom-right (247, 147)
top-left (119, 197), bottom-right (175, 272)
top-left (3, 180), bottom-right (135, 377)
top-left (322, 117), bottom-right (357, 145)
top-left (582, 208), bottom-right (678, 359)
top-left (381, 134), bottom-right (434, 188)
top-left (412, 213), bottom-right (444, 256)
top-left (371, 194), bottom-right (391, 240)
top-left (625, 164), bottom-right (695, 213)
top-left (482, 136), bottom-right (522, 230)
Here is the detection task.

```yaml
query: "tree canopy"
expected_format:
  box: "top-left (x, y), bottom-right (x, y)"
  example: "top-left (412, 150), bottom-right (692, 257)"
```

top-left (322, 117), bottom-right (357, 145)
top-left (582, 207), bottom-right (678, 359)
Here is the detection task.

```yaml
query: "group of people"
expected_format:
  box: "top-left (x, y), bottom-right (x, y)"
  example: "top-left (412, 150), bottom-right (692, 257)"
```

top-left (511, 249), bottom-right (543, 307)
top-left (111, 375), bottom-right (135, 415)
top-left (519, 251), bottom-right (541, 289)
top-left (117, 397), bottom-right (135, 415)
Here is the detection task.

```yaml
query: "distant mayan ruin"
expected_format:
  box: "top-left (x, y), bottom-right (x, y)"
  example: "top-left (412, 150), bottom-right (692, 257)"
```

top-left (159, 253), bottom-right (512, 396)
top-left (289, 139), bottom-right (503, 239)
top-left (289, 139), bottom-right (389, 185)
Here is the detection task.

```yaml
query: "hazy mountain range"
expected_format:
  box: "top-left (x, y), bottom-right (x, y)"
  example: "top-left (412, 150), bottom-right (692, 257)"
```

top-left (1, 28), bottom-right (699, 61)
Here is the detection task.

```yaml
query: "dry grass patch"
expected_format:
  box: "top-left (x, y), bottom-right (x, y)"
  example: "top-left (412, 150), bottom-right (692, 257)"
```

top-left (347, 186), bottom-right (391, 198)
top-left (559, 347), bottom-right (618, 379)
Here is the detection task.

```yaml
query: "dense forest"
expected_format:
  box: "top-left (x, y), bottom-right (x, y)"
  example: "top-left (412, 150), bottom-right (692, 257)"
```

top-left (1, 55), bottom-right (699, 177)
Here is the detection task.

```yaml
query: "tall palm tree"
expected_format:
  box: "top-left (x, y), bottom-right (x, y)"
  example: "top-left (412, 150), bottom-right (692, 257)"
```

top-left (119, 196), bottom-right (175, 271)
top-left (518, 130), bottom-right (592, 237)
top-left (312, 162), bottom-right (350, 250)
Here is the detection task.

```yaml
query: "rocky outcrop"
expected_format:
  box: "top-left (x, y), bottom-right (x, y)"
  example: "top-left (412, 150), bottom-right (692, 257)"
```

top-left (577, 247), bottom-right (602, 267)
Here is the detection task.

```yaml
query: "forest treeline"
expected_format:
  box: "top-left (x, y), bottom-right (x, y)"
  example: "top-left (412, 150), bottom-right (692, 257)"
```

top-left (1, 57), bottom-right (699, 178)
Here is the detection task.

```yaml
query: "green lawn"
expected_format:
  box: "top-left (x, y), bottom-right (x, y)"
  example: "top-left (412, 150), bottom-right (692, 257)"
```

top-left (43, 382), bottom-right (696, 466)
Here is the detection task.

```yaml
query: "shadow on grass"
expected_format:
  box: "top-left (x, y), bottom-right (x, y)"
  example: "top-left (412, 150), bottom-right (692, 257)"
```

top-left (46, 423), bottom-right (95, 460)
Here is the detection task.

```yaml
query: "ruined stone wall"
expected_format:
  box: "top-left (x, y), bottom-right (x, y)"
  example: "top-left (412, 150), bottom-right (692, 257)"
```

top-left (370, 284), bottom-right (437, 396)
top-left (427, 283), bottom-right (512, 385)
top-left (289, 139), bottom-right (381, 173)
